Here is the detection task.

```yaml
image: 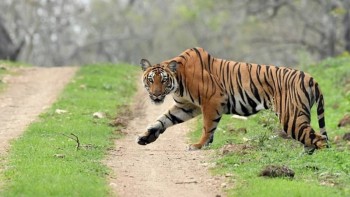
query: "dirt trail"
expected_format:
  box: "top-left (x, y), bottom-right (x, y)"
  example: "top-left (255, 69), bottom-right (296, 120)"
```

top-left (106, 84), bottom-right (225, 197)
top-left (0, 66), bottom-right (225, 196)
top-left (0, 67), bottom-right (78, 155)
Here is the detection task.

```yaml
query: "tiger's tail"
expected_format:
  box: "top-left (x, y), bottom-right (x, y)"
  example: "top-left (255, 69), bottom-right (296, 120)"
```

top-left (314, 82), bottom-right (327, 138)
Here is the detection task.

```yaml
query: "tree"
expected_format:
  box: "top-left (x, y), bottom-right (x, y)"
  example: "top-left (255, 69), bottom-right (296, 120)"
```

top-left (0, 16), bottom-right (24, 61)
top-left (1, 0), bottom-right (350, 66)
top-left (244, 0), bottom-right (350, 62)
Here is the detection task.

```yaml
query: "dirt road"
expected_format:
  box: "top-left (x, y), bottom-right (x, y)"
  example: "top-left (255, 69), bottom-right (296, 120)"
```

top-left (0, 67), bottom-right (77, 155)
top-left (0, 67), bottom-right (225, 196)
top-left (106, 84), bottom-right (225, 197)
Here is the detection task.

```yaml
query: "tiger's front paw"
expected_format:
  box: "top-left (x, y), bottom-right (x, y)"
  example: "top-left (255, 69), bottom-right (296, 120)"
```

top-left (137, 131), bottom-right (159, 145)
top-left (137, 124), bottom-right (165, 146)
top-left (188, 143), bottom-right (203, 151)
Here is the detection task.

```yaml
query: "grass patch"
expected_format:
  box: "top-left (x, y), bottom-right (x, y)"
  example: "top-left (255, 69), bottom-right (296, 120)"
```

top-left (0, 60), bottom-right (32, 67)
top-left (0, 60), bottom-right (30, 91)
top-left (190, 56), bottom-right (350, 197)
top-left (1, 63), bottom-right (138, 196)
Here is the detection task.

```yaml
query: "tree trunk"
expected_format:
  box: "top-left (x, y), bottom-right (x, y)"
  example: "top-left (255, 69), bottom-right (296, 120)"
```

top-left (0, 18), bottom-right (24, 61)
top-left (344, 10), bottom-right (350, 53)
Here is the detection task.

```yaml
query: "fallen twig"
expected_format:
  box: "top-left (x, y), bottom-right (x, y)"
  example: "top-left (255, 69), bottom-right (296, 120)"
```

top-left (62, 133), bottom-right (81, 150)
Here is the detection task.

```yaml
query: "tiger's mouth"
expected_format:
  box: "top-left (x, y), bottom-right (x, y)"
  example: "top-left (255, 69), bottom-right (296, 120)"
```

top-left (152, 98), bottom-right (164, 104)
top-left (150, 95), bottom-right (165, 105)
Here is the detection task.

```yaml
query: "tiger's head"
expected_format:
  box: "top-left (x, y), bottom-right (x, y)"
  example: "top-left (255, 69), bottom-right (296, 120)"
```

top-left (140, 59), bottom-right (178, 105)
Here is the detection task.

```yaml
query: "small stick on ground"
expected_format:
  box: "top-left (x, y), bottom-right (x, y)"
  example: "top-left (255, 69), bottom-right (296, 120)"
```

top-left (62, 133), bottom-right (81, 150)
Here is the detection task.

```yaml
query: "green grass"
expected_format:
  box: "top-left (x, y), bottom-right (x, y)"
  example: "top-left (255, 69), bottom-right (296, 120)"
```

top-left (0, 60), bottom-right (32, 67)
top-left (190, 56), bottom-right (350, 197)
top-left (0, 63), bottom-right (138, 197)
top-left (0, 60), bottom-right (30, 91)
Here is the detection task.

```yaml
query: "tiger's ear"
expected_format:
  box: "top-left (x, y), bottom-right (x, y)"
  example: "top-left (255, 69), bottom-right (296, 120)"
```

top-left (140, 59), bottom-right (152, 71)
top-left (168, 60), bottom-right (178, 72)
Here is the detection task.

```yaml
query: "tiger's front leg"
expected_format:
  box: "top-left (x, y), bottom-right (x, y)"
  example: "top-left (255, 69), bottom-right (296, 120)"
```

top-left (137, 102), bottom-right (201, 145)
top-left (189, 103), bottom-right (223, 150)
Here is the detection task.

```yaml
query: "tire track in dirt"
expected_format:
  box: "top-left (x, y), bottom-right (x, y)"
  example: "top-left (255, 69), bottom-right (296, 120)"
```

top-left (106, 83), bottom-right (225, 197)
top-left (0, 67), bottom-right (78, 155)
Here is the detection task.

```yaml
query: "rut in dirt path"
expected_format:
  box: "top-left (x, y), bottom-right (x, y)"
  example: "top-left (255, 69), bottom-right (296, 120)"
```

top-left (0, 67), bottom-right (78, 155)
top-left (106, 85), bottom-right (226, 197)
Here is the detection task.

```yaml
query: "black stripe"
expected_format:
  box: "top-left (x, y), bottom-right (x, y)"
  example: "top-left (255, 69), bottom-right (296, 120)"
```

top-left (197, 87), bottom-right (201, 105)
top-left (255, 65), bottom-right (265, 95)
top-left (249, 79), bottom-right (261, 103)
top-left (179, 107), bottom-right (194, 114)
top-left (167, 111), bottom-right (184, 124)
top-left (157, 120), bottom-right (165, 128)
top-left (211, 57), bottom-right (215, 73)
top-left (315, 83), bottom-right (320, 101)
top-left (318, 117), bottom-right (325, 128)
top-left (193, 48), bottom-right (205, 81)
top-left (219, 59), bottom-right (224, 76)
top-left (298, 125), bottom-right (308, 144)
top-left (173, 98), bottom-right (184, 104)
top-left (178, 77), bottom-right (184, 96)
top-left (207, 75), bottom-right (217, 101)
top-left (263, 74), bottom-right (274, 94)
top-left (226, 61), bottom-right (231, 80)
top-left (283, 122), bottom-right (289, 137)
top-left (179, 55), bottom-right (187, 61)
top-left (213, 116), bottom-right (222, 123)
top-left (226, 99), bottom-right (232, 114)
top-left (189, 92), bottom-right (195, 103)
top-left (246, 94), bottom-right (257, 113)
top-left (317, 95), bottom-right (324, 114)
top-left (165, 114), bottom-right (173, 123)
top-left (207, 54), bottom-right (212, 73)
top-left (291, 109), bottom-right (298, 140)
top-left (209, 127), bottom-right (217, 133)
top-left (240, 101), bottom-right (249, 115)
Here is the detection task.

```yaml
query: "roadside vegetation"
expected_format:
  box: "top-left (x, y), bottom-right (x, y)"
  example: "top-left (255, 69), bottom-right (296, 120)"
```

top-left (190, 55), bottom-right (350, 197)
top-left (0, 64), bottom-right (138, 196)
top-left (0, 60), bottom-right (30, 91)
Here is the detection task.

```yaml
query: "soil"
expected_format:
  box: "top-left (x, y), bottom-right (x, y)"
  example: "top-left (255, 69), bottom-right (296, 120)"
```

top-left (0, 67), bottom-right (226, 196)
top-left (105, 83), bottom-right (226, 197)
top-left (0, 67), bottom-right (78, 155)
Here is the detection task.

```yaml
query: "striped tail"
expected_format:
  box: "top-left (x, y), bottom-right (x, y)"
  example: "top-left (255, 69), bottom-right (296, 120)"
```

top-left (314, 82), bottom-right (327, 138)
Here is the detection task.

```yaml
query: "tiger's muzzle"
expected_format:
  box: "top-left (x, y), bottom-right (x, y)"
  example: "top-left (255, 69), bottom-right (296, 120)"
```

top-left (149, 94), bottom-right (165, 105)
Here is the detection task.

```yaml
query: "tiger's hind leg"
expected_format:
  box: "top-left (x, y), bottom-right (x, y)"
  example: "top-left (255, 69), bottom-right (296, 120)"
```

top-left (137, 102), bottom-right (201, 145)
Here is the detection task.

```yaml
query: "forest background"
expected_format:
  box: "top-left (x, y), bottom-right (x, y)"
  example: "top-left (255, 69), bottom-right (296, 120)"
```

top-left (1, 0), bottom-right (350, 67)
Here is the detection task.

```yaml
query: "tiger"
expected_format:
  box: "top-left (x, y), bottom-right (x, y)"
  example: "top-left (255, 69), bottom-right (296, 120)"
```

top-left (137, 47), bottom-right (329, 154)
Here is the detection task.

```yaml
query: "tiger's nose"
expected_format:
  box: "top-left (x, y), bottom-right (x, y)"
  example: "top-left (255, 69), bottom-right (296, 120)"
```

top-left (152, 90), bottom-right (162, 97)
